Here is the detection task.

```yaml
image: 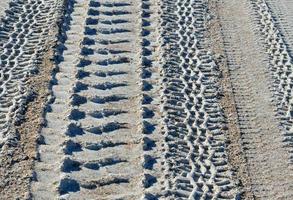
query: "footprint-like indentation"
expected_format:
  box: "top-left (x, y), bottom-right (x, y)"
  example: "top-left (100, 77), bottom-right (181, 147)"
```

top-left (102, 2), bottom-right (131, 7)
top-left (82, 37), bottom-right (95, 45)
top-left (142, 174), bottom-right (157, 188)
top-left (88, 109), bottom-right (127, 119)
top-left (141, 38), bottom-right (150, 47)
top-left (101, 10), bottom-right (130, 16)
top-left (141, 80), bottom-right (153, 91)
top-left (76, 70), bottom-right (90, 79)
top-left (83, 157), bottom-right (127, 170)
top-left (143, 193), bottom-right (159, 200)
top-left (98, 28), bottom-right (131, 34)
top-left (88, 9), bottom-right (99, 16)
top-left (65, 122), bottom-right (84, 137)
top-left (142, 137), bottom-right (156, 151)
top-left (97, 39), bottom-right (129, 45)
top-left (84, 27), bottom-right (97, 35)
top-left (68, 109), bottom-right (86, 120)
top-left (142, 107), bottom-right (155, 118)
top-left (90, 95), bottom-right (127, 104)
top-left (84, 140), bottom-right (127, 151)
top-left (61, 157), bottom-right (81, 172)
top-left (78, 59), bottom-right (92, 67)
top-left (142, 19), bottom-right (151, 27)
top-left (59, 178), bottom-right (80, 194)
top-left (142, 57), bottom-right (152, 67)
top-left (100, 19), bottom-right (129, 25)
top-left (141, 29), bottom-right (150, 37)
top-left (97, 57), bottom-right (130, 66)
top-left (142, 47), bottom-right (152, 56)
top-left (86, 18), bottom-right (99, 25)
top-left (142, 94), bottom-right (153, 104)
top-left (73, 82), bottom-right (88, 92)
top-left (81, 47), bottom-right (94, 56)
top-left (93, 82), bottom-right (127, 90)
top-left (36, 135), bottom-right (46, 145)
top-left (63, 140), bottom-right (82, 155)
top-left (141, 120), bottom-right (155, 134)
top-left (94, 70), bottom-right (127, 77)
top-left (141, 69), bottom-right (152, 79)
top-left (86, 122), bottom-right (128, 134)
top-left (89, 1), bottom-right (100, 8)
top-left (142, 155), bottom-right (156, 170)
top-left (71, 94), bottom-right (87, 106)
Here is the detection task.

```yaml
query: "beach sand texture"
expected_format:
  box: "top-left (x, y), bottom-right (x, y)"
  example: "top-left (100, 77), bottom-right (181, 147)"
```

top-left (0, 0), bottom-right (293, 199)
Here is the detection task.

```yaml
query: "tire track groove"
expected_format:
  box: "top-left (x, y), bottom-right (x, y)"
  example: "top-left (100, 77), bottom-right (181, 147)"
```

top-left (0, 0), bottom-right (62, 150)
top-left (32, 0), bottom-right (88, 198)
top-left (159, 0), bottom-right (238, 199)
top-left (32, 0), bottom-right (147, 199)
top-left (139, 0), bottom-right (164, 198)
top-left (218, 0), bottom-right (293, 199)
top-left (251, 0), bottom-right (293, 165)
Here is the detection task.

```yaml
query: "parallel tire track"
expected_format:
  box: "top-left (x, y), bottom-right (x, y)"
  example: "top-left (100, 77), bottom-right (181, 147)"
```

top-left (25, 0), bottom-right (293, 199)
top-left (32, 0), bottom-right (150, 199)
top-left (265, 0), bottom-right (293, 56)
top-left (159, 0), bottom-right (238, 199)
top-left (0, 0), bottom-right (62, 149)
top-left (251, 0), bottom-right (293, 164)
top-left (32, 0), bottom-right (239, 199)
top-left (218, 0), bottom-right (293, 199)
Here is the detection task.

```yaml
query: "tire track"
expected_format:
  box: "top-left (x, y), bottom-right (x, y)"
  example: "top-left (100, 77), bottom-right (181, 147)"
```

top-left (159, 0), bottom-right (238, 198)
top-left (251, 0), bottom-right (293, 164)
top-left (265, 0), bottom-right (293, 56)
top-left (139, 0), bottom-right (164, 198)
top-left (207, 1), bottom-right (254, 199)
top-left (0, 0), bottom-right (63, 198)
top-left (31, 0), bottom-right (88, 198)
top-left (32, 0), bottom-right (149, 199)
top-left (0, 0), bottom-right (62, 150)
top-left (217, 0), bottom-right (293, 199)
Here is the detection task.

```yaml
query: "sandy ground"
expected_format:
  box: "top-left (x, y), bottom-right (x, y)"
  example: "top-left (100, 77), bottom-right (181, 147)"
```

top-left (216, 0), bottom-right (293, 198)
top-left (0, 0), bottom-right (293, 199)
top-left (0, 1), bottom-right (9, 18)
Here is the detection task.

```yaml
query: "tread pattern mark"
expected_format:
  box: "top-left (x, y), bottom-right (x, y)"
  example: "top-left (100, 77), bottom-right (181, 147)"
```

top-left (0, 0), bottom-right (63, 150)
top-left (251, 0), bottom-right (293, 163)
top-left (159, 0), bottom-right (237, 199)
top-left (32, 0), bottom-right (148, 199)
top-left (218, 0), bottom-right (293, 198)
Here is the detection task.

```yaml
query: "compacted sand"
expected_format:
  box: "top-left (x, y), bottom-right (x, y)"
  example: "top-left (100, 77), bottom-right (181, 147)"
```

top-left (0, 0), bottom-right (293, 199)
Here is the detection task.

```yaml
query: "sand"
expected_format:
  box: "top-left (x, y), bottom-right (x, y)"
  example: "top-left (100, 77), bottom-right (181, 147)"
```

top-left (0, 0), bottom-right (293, 199)
top-left (0, 1), bottom-right (9, 18)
